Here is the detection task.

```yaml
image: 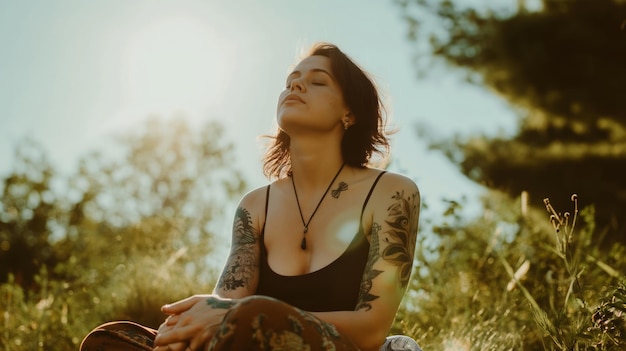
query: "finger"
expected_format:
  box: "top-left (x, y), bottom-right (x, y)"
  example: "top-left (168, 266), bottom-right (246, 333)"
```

top-left (188, 322), bottom-right (219, 351)
top-left (157, 323), bottom-right (174, 337)
top-left (187, 330), bottom-right (208, 351)
top-left (162, 296), bottom-right (200, 315)
top-left (156, 314), bottom-right (189, 343)
top-left (166, 314), bottom-right (181, 326)
top-left (154, 324), bottom-right (200, 346)
top-left (153, 341), bottom-right (188, 351)
top-left (157, 317), bottom-right (177, 334)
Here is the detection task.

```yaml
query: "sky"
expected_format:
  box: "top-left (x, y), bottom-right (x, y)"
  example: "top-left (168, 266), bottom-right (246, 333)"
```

top-left (0, 0), bottom-right (519, 223)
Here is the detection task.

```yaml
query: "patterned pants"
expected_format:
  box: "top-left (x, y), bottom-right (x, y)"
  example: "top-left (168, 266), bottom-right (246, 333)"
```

top-left (80, 295), bottom-right (361, 351)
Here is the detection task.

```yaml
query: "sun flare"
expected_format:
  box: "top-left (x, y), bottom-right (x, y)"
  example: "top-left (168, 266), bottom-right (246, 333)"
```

top-left (123, 14), bottom-right (233, 118)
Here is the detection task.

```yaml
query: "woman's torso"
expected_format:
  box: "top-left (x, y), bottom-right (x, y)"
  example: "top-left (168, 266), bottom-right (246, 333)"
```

top-left (255, 168), bottom-right (386, 312)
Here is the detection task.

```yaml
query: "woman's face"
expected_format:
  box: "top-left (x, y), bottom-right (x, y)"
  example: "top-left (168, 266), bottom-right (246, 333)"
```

top-left (276, 55), bottom-right (350, 135)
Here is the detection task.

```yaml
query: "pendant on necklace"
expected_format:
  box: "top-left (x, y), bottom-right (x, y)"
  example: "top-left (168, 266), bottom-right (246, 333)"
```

top-left (291, 163), bottom-right (346, 252)
top-left (301, 237), bottom-right (307, 250)
top-left (301, 227), bottom-right (308, 250)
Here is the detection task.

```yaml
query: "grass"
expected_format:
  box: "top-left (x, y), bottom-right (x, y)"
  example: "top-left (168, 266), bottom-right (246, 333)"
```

top-left (1, 194), bottom-right (624, 350)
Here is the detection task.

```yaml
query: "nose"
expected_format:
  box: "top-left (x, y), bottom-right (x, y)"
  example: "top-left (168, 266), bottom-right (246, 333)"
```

top-left (289, 78), bottom-right (305, 92)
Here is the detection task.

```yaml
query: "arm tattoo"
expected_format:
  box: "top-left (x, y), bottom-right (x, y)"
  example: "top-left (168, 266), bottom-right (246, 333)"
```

top-left (356, 222), bottom-right (383, 311)
top-left (216, 207), bottom-right (257, 291)
top-left (206, 296), bottom-right (237, 309)
top-left (356, 190), bottom-right (419, 311)
top-left (383, 191), bottom-right (419, 288)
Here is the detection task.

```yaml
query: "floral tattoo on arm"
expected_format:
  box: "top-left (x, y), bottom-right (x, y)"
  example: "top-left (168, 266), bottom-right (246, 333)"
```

top-left (383, 190), bottom-right (419, 288)
top-left (356, 222), bottom-right (383, 311)
top-left (356, 190), bottom-right (419, 311)
top-left (216, 207), bottom-right (257, 291)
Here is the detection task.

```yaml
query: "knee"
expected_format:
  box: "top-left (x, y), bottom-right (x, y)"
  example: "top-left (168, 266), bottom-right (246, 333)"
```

top-left (229, 295), bottom-right (291, 318)
top-left (208, 296), bottom-right (297, 350)
top-left (220, 295), bottom-right (299, 327)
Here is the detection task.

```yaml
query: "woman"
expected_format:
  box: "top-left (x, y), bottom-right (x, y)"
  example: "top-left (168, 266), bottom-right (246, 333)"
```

top-left (80, 42), bottom-right (420, 351)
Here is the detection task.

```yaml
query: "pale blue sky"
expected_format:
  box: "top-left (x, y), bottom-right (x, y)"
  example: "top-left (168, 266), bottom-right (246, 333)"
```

top-left (0, 0), bottom-right (518, 218)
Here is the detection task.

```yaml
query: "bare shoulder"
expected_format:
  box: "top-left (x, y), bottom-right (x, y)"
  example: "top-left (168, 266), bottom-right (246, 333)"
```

top-left (376, 171), bottom-right (420, 199)
top-left (236, 184), bottom-right (272, 230)
top-left (362, 170), bottom-right (421, 226)
top-left (239, 185), bottom-right (270, 206)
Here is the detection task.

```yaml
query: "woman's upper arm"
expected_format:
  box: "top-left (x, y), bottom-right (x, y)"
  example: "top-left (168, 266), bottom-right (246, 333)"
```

top-left (213, 187), bottom-right (266, 299)
top-left (356, 173), bottom-right (421, 327)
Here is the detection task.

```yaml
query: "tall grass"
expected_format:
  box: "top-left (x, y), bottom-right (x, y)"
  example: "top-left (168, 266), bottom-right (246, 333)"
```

top-left (1, 246), bottom-right (217, 351)
top-left (2, 193), bottom-right (624, 350)
top-left (512, 194), bottom-right (625, 350)
top-left (399, 192), bottom-right (625, 350)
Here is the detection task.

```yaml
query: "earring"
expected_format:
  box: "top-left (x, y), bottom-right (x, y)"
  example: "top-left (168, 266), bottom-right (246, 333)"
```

top-left (343, 119), bottom-right (350, 130)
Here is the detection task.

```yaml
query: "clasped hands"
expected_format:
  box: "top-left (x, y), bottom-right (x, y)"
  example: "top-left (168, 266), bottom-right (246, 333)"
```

top-left (153, 294), bottom-right (235, 351)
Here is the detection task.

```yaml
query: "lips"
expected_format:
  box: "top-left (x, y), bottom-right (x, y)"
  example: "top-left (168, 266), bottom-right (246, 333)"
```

top-left (284, 94), bottom-right (305, 104)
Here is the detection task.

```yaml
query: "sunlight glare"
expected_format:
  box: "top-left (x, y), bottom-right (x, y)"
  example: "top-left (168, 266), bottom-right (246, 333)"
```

top-left (123, 15), bottom-right (233, 118)
top-left (334, 218), bottom-right (360, 249)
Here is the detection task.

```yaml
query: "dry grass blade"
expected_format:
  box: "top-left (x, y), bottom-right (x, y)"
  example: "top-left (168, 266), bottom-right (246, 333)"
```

top-left (496, 250), bottom-right (557, 338)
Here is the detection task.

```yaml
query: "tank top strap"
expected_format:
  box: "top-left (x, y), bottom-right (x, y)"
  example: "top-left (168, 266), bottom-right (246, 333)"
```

top-left (360, 171), bottom-right (387, 222)
top-left (264, 185), bottom-right (271, 218)
top-left (262, 173), bottom-right (385, 233)
top-left (262, 185), bottom-right (271, 236)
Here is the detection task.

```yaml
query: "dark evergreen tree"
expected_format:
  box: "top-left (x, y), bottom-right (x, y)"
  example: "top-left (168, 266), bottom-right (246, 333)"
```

top-left (397, 0), bottom-right (626, 245)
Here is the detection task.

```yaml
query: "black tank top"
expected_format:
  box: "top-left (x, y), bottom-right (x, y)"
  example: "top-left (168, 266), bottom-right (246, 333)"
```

top-left (255, 171), bottom-right (386, 312)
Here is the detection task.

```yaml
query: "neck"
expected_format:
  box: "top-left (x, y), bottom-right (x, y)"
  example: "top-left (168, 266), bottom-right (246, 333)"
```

top-left (289, 136), bottom-right (344, 190)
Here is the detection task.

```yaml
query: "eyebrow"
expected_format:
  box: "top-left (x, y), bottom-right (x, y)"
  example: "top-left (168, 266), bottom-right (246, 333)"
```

top-left (286, 68), bottom-right (334, 80)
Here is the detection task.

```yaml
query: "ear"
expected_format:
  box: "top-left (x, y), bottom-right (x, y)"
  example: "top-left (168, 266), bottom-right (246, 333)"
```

top-left (342, 111), bottom-right (355, 129)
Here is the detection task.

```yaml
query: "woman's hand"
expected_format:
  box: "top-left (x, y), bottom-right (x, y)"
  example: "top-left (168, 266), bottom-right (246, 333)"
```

top-left (153, 294), bottom-right (237, 351)
top-left (154, 314), bottom-right (187, 351)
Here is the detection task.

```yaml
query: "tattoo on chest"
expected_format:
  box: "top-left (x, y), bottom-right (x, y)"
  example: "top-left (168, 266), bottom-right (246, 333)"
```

top-left (331, 181), bottom-right (348, 199)
top-left (216, 207), bottom-right (257, 291)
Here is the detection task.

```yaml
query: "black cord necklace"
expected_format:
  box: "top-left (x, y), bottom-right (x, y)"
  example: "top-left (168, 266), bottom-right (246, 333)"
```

top-left (291, 163), bottom-right (346, 250)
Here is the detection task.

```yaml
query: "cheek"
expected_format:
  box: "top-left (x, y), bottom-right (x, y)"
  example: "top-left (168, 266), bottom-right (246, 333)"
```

top-left (324, 97), bottom-right (348, 116)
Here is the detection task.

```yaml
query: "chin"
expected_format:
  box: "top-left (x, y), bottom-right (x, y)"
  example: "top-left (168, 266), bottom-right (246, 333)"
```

top-left (276, 112), bottom-right (302, 131)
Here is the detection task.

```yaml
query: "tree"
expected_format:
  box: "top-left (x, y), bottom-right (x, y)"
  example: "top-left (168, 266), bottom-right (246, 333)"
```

top-left (1, 118), bottom-right (245, 289)
top-left (0, 117), bottom-right (247, 350)
top-left (0, 139), bottom-right (59, 288)
top-left (396, 0), bottom-right (626, 245)
top-left (393, 1), bottom-right (626, 349)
